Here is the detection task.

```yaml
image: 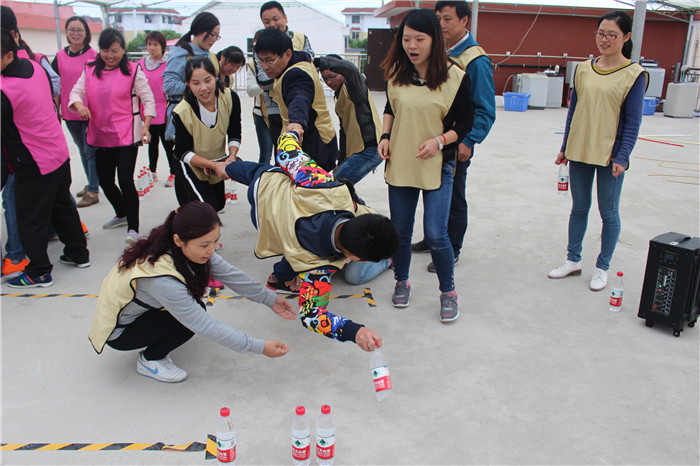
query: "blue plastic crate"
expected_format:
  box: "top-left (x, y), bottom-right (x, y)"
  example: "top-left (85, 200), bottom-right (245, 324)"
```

top-left (643, 97), bottom-right (658, 115)
top-left (504, 92), bottom-right (530, 112)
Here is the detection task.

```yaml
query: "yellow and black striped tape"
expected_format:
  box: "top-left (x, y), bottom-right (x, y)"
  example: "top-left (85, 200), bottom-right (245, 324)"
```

top-left (1, 441), bottom-right (205, 452)
top-left (3, 288), bottom-right (377, 308)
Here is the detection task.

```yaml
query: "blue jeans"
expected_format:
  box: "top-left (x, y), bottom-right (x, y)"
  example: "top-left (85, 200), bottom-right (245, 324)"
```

top-left (567, 161), bottom-right (625, 271)
top-left (2, 173), bottom-right (25, 261)
top-left (254, 114), bottom-right (274, 164)
top-left (389, 161), bottom-right (455, 292)
top-left (65, 120), bottom-right (98, 193)
top-left (344, 258), bottom-right (391, 285)
top-left (334, 146), bottom-right (382, 185)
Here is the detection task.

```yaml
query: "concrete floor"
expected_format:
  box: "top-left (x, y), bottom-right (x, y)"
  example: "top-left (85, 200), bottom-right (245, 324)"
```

top-left (1, 93), bottom-right (699, 465)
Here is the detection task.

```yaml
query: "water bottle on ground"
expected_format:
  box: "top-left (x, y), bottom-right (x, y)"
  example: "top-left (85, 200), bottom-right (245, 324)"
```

top-left (557, 163), bottom-right (569, 196)
top-left (609, 271), bottom-right (624, 312)
top-left (316, 405), bottom-right (335, 466)
top-left (292, 406), bottom-right (311, 466)
top-left (216, 407), bottom-right (236, 464)
top-left (370, 348), bottom-right (393, 402)
top-left (230, 180), bottom-right (238, 204)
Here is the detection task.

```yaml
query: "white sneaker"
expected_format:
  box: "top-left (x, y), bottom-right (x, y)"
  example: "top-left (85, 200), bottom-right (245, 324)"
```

top-left (548, 260), bottom-right (582, 279)
top-left (136, 352), bottom-right (187, 383)
top-left (589, 268), bottom-right (608, 291)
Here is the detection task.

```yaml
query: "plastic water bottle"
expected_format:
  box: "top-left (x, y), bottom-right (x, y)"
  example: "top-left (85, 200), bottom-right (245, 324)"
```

top-left (216, 407), bottom-right (236, 464)
top-left (370, 348), bottom-right (393, 402)
top-left (557, 163), bottom-right (569, 196)
top-left (609, 271), bottom-right (624, 312)
top-left (230, 180), bottom-right (238, 204)
top-left (136, 170), bottom-right (145, 198)
top-left (315, 405), bottom-right (335, 465)
top-left (292, 406), bottom-right (311, 466)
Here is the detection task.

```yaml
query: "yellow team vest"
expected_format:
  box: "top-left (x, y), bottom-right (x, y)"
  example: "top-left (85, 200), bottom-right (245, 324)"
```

top-left (291, 32), bottom-right (306, 52)
top-left (385, 65), bottom-right (465, 190)
top-left (89, 255), bottom-right (186, 353)
top-left (451, 45), bottom-right (488, 70)
top-left (173, 90), bottom-right (233, 184)
top-left (254, 171), bottom-right (375, 272)
top-left (565, 59), bottom-right (645, 167)
top-left (335, 83), bottom-right (382, 159)
top-left (271, 61), bottom-right (336, 144)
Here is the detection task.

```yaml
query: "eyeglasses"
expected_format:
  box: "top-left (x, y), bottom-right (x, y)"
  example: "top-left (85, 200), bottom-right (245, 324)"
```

top-left (207, 32), bottom-right (221, 41)
top-left (67, 28), bottom-right (85, 34)
top-left (255, 55), bottom-right (281, 65)
top-left (594, 31), bottom-right (619, 41)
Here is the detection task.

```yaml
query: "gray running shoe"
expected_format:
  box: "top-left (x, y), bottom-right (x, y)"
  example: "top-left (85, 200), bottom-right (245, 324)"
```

top-left (102, 216), bottom-right (127, 229)
top-left (440, 291), bottom-right (459, 322)
top-left (391, 280), bottom-right (411, 308)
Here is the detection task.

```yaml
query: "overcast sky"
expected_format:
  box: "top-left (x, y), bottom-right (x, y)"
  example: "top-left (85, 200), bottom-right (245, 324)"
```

top-left (67, 0), bottom-right (649, 22)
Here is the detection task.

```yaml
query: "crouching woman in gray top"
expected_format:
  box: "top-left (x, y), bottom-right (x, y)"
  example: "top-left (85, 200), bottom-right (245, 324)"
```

top-left (89, 201), bottom-right (295, 383)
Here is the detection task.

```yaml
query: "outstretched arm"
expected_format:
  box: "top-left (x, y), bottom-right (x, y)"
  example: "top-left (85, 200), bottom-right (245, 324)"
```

top-left (296, 267), bottom-right (381, 351)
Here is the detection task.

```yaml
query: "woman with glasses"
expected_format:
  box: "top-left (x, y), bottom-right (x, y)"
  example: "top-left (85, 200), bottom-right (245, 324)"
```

top-left (549, 10), bottom-right (647, 291)
top-left (162, 12), bottom-right (221, 204)
top-left (216, 46), bottom-right (245, 89)
top-left (378, 9), bottom-right (473, 323)
top-left (51, 16), bottom-right (100, 208)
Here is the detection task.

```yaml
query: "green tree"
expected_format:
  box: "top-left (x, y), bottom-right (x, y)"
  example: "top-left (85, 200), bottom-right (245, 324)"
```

top-left (127, 30), bottom-right (180, 52)
top-left (347, 37), bottom-right (368, 52)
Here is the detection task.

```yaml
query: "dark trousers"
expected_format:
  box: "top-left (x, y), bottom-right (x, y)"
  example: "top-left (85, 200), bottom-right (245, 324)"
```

top-left (447, 158), bottom-right (471, 257)
top-left (148, 123), bottom-right (175, 175)
top-left (106, 310), bottom-right (194, 360)
top-left (15, 160), bottom-right (88, 276)
top-left (175, 161), bottom-right (226, 212)
top-left (255, 113), bottom-right (274, 164)
top-left (268, 114), bottom-right (283, 150)
top-left (95, 145), bottom-right (140, 232)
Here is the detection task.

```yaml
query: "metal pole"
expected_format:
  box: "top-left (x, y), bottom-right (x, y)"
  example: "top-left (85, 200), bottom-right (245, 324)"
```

top-left (471, 0), bottom-right (479, 42)
top-left (630, 0), bottom-right (647, 63)
top-left (53, 0), bottom-right (62, 51)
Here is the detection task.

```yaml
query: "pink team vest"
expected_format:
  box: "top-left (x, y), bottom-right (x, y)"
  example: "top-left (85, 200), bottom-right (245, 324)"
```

top-left (137, 58), bottom-right (166, 125)
top-left (2, 59), bottom-right (69, 175)
top-left (56, 47), bottom-right (97, 121)
top-left (16, 49), bottom-right (47, 65)
top-left (84, 62), bottom-right (138, 147)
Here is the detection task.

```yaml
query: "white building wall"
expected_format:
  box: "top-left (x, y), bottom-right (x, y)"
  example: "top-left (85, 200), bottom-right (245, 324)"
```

top-left (187, 1), bottom-right (345, 55)
top-left (345, 14), bottom-right (389, 31)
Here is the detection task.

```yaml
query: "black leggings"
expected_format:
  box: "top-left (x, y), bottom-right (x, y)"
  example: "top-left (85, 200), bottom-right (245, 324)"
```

top-left (107, 310), bottom-right (194, 360)
top-left (148, 123), bottom-right (175, 175)
top-left (95, 145), bottom-right (140, 232)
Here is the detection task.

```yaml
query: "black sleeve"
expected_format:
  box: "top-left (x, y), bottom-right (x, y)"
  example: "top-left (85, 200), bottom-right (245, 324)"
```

top-left (444, 73), bottom-right (474, 142)
top-left (172, 112), bottom-right (194, 162)
top-left (51, 56), bottom-right (59, 75)
top-left (226, 89), bottom-right (242, 145)
top-left (281, 68), bottom-right (315, 128)
top-left (383, 88), bottom-right (394, 117)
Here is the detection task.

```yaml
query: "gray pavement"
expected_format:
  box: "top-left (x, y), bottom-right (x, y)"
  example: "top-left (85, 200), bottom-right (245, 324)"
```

top-left (1, 93), bottom-right (699, 465)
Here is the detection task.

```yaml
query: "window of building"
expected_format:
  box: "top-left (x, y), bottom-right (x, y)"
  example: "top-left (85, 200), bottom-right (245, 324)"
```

top-left (351, 15), bottom-right (360, 24)
top-left (163, 15), bottom-right (168, 23)
top-left (351, 31), bottom-right (360, 39)
top-left (114, 14), bottom-right (122, 23)
top-left (144, 15), bottom-right (152, 23)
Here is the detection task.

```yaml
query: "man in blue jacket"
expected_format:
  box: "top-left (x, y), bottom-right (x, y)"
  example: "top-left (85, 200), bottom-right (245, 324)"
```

top-left (413, 1), bottom-right (496, 273)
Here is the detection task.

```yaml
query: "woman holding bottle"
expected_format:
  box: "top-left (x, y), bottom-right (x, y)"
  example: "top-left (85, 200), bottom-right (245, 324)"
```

top-left (378, 9), bottom-right (473, 323)
top-left (69, 28), bottom-right (155, 245)
top-left (548, 10), bottom-right (647, 291)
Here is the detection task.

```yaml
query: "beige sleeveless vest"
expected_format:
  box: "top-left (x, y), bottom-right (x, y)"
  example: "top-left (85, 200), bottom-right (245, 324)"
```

top-left (335, 84), bottom-right (382, 159)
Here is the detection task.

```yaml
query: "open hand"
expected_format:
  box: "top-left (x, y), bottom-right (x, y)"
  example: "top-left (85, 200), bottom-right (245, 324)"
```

top-left (271, 295), bottom-right (296, 320)
top-left (263, 340), bottom-right (289, 357)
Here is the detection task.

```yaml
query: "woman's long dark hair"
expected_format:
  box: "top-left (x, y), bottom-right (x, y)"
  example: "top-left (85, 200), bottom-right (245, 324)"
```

top-left (89, 28), bottom-right (130, 78)
top-left (175, 12), bottom-right (220, 55)
top-left (184, 57), bottom-right (225, 98)
top-left (64, 16), bottom-right (91, 48)
top-left (599, 10), bottom-right (634, 59)
top-left (381, 8), bottom-right (448, 90)
top-left (119, 201), bottom-right (223, 298)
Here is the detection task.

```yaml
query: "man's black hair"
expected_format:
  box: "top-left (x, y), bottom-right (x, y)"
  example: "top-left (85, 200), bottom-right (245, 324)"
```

top-left (254, 27), bottom-right (292, 57)
top-left (435, 1), bottom-right (472, 19)
top-left (1, 29), bottom-right (17, 57)
top-left (260, 1), bottom-right (285, 18)
top-left (338, 214), bottom-right (399, 262)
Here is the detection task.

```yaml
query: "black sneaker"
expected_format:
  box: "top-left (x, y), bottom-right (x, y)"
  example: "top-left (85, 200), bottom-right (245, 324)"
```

top-left (411, 240), bottom-right (430, 253)
top-left (427, 255), bottom-right (459, 273)
top-left (266, 274), bottom-right (299, 295)
top-left (59, 254), bottom-right (91, 268)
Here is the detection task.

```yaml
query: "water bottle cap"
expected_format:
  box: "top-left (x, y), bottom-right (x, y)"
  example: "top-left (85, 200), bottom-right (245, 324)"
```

top-left (220, 407), bottom-right (230, 417)
top-left (321, 405), bottom-right (331, 414)
top-left (617, 271), bottom-right (623, 277)
top-left (295, 406), bottom-right (305, 415)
